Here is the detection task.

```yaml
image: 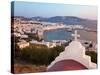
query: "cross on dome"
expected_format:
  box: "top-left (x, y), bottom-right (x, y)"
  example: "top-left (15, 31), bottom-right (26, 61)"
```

top-left (72, 30), bottom-right (80, 41)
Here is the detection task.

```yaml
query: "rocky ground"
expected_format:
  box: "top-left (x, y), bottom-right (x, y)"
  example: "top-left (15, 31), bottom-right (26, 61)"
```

top-left (13, 64), bottom-right (47, 74)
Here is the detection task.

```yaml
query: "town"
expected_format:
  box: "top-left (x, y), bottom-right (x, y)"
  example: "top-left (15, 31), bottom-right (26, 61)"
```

top-left (11, 16), bottom-right (97, 52)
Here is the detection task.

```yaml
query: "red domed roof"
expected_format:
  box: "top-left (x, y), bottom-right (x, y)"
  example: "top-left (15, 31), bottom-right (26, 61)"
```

top-left (47, 59), bottom-right (87, 72)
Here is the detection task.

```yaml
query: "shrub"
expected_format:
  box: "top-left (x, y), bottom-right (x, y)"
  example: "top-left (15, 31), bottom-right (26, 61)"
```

top-left (20, 45), bottom-right (64, 65)
top-left (86, 51), bottom-right (97, 64)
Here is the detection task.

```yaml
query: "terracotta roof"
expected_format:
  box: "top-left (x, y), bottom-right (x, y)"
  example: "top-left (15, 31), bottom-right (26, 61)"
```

top-left (47, 59), bottom-right (87, 71)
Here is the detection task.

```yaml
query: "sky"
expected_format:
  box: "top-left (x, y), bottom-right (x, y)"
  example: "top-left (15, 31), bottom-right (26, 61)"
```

top-left (11, 1), bottom-right (98, 20)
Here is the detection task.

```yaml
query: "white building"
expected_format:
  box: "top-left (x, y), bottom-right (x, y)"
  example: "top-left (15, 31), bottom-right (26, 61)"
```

top-left (30, 40), bottom-right (56, 48)
top-left (47, 30), bottom-right (96, 71)
top-left (20, 34), bottom-right (28, 38)
top-left (13, 32), bottom-right (21, 37)
top-left (17, 40), bottom-right (29, 49)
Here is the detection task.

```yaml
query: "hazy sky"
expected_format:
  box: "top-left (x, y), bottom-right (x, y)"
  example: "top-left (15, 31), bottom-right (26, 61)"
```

top-left (12, 1), bottom-right (97, 20)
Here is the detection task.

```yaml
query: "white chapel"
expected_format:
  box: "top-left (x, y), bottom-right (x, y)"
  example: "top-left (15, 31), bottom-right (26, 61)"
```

top-left (47, 30), bottom-right (96, 71)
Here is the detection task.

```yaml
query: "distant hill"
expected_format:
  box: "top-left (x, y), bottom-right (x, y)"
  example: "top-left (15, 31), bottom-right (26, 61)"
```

top-left (13, 16), bottom-right (97, 29)
top-left (31, 16), bottom-right (97, 27)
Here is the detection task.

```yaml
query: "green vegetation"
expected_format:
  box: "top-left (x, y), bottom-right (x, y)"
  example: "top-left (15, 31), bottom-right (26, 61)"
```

top-left (86, 51), bottom-right (97, 64)
top-left (15, 44), bottom-right (64, 65)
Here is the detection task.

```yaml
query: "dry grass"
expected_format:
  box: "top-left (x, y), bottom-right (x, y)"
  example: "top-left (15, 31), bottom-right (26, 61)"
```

top-left (13, 64), bottom-right (47, 74)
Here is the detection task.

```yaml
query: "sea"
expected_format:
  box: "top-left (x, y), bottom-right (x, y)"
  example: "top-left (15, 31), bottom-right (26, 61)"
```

top-left (43, 29), bottom-right (73, 41)
top-left (43, 29), bottom-right (97, 43)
